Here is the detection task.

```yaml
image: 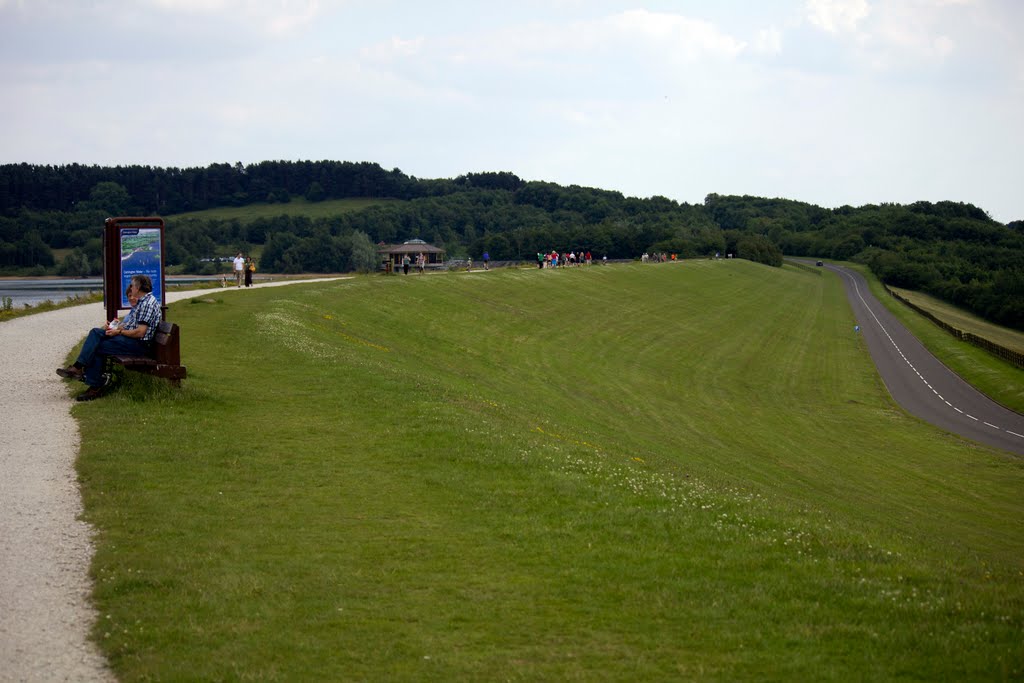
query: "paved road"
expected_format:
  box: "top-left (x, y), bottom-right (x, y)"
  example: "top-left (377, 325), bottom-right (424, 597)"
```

top-left (829, 264), bottom-right (1024, 456)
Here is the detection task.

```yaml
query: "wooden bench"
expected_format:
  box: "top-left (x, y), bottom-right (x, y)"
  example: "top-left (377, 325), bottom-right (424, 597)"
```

top-left (108, 321), bottom-right (187, 386)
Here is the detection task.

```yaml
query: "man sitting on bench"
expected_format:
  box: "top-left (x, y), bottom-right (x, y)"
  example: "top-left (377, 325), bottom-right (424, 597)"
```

top-left (57, 274), bottom-right (162, 401)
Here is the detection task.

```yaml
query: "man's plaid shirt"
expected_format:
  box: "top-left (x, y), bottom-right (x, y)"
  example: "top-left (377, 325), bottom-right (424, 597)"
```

top-left (121, 292), bottom-right (161, 343)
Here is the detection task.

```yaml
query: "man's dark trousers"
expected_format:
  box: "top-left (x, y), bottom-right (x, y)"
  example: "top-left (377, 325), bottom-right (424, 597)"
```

top-left (76, 328), bottom-right (150, 387)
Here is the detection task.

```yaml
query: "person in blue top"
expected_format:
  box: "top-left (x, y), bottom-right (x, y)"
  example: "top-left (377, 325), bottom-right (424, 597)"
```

top-left (57, 274), bottom-right (162, 401)
top-left (482, 251), bottom-right (490, 270)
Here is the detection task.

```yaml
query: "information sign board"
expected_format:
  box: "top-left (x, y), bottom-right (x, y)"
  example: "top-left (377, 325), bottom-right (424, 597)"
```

top-left (103, 217), bottom-right (166, 322)
top-left (118, 227), bottom-right (163, 307)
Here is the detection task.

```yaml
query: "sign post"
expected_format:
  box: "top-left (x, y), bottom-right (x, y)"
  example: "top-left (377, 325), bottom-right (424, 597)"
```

top-left (103, 217), bottom-right (166, 323)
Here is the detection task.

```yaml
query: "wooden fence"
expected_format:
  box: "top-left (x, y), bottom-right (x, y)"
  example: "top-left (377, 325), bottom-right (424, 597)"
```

top-left (784, 259), bottom-right (823, 276)
top-left (885, 286), bottom-right (1024, 370)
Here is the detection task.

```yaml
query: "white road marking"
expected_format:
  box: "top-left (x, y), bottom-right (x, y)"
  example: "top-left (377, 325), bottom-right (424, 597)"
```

top-left (840, 269), bottom-right (1024, 442)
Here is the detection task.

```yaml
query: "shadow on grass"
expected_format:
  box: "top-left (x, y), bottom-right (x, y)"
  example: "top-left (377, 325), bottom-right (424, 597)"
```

top-left (112, 372), bottom-right (212, 404)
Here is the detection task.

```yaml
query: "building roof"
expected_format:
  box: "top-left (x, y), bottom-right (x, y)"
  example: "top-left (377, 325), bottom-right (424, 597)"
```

top-left (378, 239), bottom-right (445, 255)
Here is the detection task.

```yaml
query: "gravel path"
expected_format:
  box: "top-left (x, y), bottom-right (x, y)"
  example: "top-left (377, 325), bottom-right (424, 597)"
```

top-left (0, 279), bottom-right (347, 682)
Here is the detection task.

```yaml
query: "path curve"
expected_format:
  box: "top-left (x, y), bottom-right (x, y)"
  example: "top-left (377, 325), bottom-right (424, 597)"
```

top-left (829, 264), bottom-right (1024, 456)
top-left (0, 278), bottom-right (348, 682)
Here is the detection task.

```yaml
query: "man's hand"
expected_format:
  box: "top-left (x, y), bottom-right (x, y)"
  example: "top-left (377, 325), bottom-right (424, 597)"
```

top-left (108, 323), bottom-right (147, 339)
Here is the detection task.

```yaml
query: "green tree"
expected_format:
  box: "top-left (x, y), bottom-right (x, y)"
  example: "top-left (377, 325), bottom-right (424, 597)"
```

top-left (831, 234), bottom-right (865, 260)
top-left (736, 234), bottom-right (783, 267)
top-left (15, 231), bottom-right (55, 268)
top-left (0, 240), bottom-right (16, 267)
top-left (57, 249), bottom-right (92, 276)
top-left (78, 182), bottom-right (131, 215)
top-left (348, 230), bottom-right (379, 273)
top-left (261, 231), bottom-right (297, 272)
top-left (305, 181), bottom-right (326, 202)
top-left (181, 255), bottom-right (202, 274)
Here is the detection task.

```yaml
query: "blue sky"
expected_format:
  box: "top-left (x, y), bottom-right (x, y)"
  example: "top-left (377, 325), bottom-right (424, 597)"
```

top-left (1, 0), bottom-right (1021, 222)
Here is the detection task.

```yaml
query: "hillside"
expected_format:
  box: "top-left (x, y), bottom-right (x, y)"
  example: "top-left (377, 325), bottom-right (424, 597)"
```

top-left (77, 262), bottom-right (1024, 679)
top-left (165, 197), bottom-right (398, 223)
top-left (2, 161), bottom-right (1022, 329)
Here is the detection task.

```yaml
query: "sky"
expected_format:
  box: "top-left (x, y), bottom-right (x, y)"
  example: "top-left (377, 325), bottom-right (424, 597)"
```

top-left (0, 0), bottom-right (1021, 223)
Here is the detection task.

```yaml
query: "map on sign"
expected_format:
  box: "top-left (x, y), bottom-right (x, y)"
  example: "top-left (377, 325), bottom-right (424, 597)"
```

top-left (119, 227), bottom-right (162, 308)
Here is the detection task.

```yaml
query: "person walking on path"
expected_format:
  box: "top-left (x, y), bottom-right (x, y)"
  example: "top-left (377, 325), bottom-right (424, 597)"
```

top-left (233, 253), bottom-right (245, 287)
top-left (244, 257), bottom-right (255, 287)
top-left (482, 251), bottom-right (490, 270)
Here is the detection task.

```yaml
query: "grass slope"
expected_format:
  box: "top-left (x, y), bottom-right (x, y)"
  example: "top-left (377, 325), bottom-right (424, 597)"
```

top-left (76, 261), bottom-right (1023, 680)
top-left (164, 197), bottom-right (397, 223)
top-left (887, 286), bottom-right (1024, 354)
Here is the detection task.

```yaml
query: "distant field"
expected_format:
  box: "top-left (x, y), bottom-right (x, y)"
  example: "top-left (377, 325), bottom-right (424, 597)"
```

top-left (888, 285), bottom-right (1024, 353)
top-left (858, 272), bottom-right (1024, 413)
top-left (165, 197), bottom-right (399, 223)
top-left (75, 262), bottom-right (1023, 680)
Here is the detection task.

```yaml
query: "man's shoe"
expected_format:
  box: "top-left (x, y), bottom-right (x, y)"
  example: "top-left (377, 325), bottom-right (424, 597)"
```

top-left (76, 386), bottom-right (105, 402)
top-left (57, 366), bottom-right (83, 379)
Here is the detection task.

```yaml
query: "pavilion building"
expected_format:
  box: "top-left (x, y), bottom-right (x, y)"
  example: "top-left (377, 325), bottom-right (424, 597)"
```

top-left (377, 239), bottom-right (446, 271)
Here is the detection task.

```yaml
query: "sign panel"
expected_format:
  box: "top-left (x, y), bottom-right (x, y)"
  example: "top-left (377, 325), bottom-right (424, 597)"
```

top-left (118, 227), bottom-right (163, 308)
top-left (103, 217), bottom-right (166, 323)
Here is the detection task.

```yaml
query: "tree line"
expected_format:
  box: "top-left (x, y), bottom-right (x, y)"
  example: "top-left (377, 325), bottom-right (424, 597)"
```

top-left (1, 161), bottom-right (1021, 329)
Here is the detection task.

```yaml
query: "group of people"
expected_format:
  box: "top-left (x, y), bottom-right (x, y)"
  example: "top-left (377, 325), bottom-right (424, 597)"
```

top-left (56, 274), bottom-right (161, 402)
top-left (536, 250), bottom-right (593, 269)
top-left (641, 252), bottom-right (677, 263)
top-left (400, 253), bottom-right (429, 274)
top-left (232, 253), bottom-right (257, 287)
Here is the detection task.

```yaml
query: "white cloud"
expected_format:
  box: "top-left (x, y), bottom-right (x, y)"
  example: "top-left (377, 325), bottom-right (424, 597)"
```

top-left (801, 0), bottom-right (983, 71)
top-left (753, 27), bottom-right (783, 56)
top-left (264, 0), bottom-right (321, 35)
top-left (354, 8), bottom-right (751, 105)
top-left (867, 1), bottom-right (961, 62)
top-left (97, 0), bottom-right (324, 36)
top-left (0, 1), bottom-right (1020, 221)
top-left (147, 0), bottom-right (233, 11)
top-left (806, 0), bottom-right (871, 34)
top-left (601, 10), bottom-right (747, 62)
top-left (399, 9), bottom-right (749, 70)
top-left (360, 36), bottom-right (425, 62)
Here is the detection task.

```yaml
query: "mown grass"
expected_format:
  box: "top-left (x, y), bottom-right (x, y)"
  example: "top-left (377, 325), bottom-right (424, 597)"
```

top-left (852, 265), bottom-right (1024, 414)
top-left (165, 197), bottom-right (398, 223)
top-left (75, 261), bottom-right (1024, 680)
top-left (887, 285), bottom-right (1024, 353)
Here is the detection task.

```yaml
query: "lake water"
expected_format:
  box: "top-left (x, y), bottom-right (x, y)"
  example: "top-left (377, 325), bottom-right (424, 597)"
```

top-left (0, 279), bottom-right (103, 308)
top-left (0, 277), bottom-right (221, 308)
